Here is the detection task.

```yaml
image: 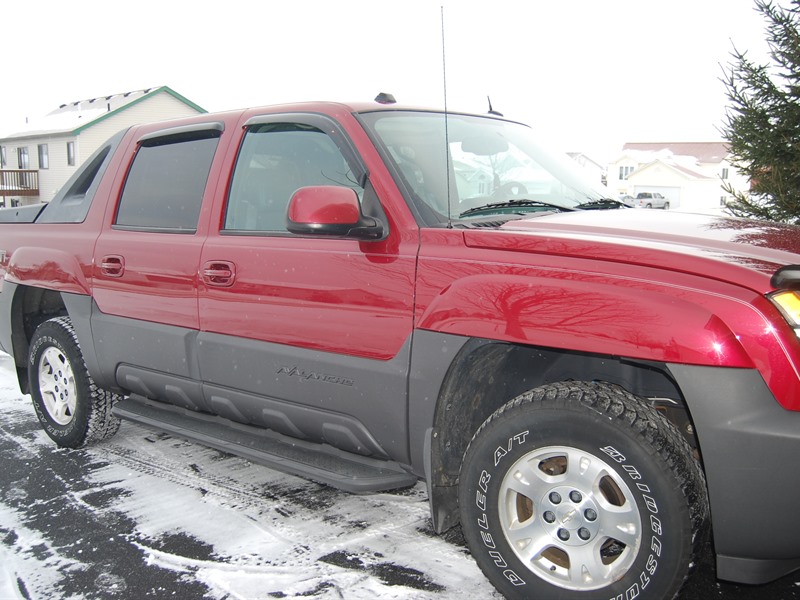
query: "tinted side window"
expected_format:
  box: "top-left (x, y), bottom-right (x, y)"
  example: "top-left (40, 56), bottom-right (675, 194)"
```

top-left (224, 123), bottom-right (362, 232)
top-left (116, 134), bottom-right (219, 231)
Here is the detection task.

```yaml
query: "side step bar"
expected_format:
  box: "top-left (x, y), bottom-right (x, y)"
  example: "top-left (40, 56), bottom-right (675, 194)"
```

top-left (112, 396), bottom-right (418, 493)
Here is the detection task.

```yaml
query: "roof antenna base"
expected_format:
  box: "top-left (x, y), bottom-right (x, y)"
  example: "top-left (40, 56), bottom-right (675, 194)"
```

top-left (375, 93), bottom-right (397, 104)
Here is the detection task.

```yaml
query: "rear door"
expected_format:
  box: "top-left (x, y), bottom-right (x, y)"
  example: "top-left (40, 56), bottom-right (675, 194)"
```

top-left (91, 122), bottom-right (228, 404)
top-left (197, 112), bottom-right (418, 462)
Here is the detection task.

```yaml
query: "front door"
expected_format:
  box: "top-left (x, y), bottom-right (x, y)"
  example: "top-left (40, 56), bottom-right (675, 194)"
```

top-left (197, 113), bottom-right (418, 461)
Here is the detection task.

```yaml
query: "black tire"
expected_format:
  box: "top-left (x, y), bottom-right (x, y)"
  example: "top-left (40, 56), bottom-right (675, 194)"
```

top-left (458, 381), bottom-right (708, 600)
top-left (28, 316), bottom-right (121, 448)
top-left (663, 202), bottom-right (670, 210)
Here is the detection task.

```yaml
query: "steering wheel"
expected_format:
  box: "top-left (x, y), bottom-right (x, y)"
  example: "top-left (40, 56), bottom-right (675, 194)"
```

top-left (493, 181), bottom-right (528, 198)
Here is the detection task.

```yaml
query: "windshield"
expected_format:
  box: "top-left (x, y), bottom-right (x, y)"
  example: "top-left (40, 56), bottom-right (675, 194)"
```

top-left (358, 110), bottom-right (613, 223)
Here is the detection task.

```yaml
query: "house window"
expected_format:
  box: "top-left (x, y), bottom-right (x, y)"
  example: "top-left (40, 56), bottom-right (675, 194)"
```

top-left (619, 165), bottom-right (634, 180)
top-left (17, 147), bottom-right (29, 169)
top-left (38, 144), bottom-right (49, 170)
top-left (67, 141), bottom-right (75, 166)
top-left (721, 167), bottom-right (729, 180)
top-left (0, 146), bottom-right (6, 168)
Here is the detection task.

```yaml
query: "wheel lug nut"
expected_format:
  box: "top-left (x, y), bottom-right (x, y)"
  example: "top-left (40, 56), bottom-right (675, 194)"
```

top-left (543, 511), bottom-right (556, 523)
top-left (570, 491), bottom-right (582, 503)
top-left (584, 508), bottom-right (597, 521)
top-left (578, 527), bottom-right (591, 540)
top-left (549, 492), bottom-right (562, 504)
top-left (557, 528), bottom-right (570, 541)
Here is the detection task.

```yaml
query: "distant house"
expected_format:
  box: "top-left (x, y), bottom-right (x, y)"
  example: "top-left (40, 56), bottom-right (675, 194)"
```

top-left (567, 152), bottom-right (606, 186)
top-left (606, 142), bottom-right (749, 214)
top-left (0, 86), bottom-right (206, 207)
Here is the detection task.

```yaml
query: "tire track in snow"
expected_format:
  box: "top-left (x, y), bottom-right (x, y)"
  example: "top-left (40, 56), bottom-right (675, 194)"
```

top-left (0, 405), bottom-right (214, 599)
top-left (87, 424), bottom-right (492, 597)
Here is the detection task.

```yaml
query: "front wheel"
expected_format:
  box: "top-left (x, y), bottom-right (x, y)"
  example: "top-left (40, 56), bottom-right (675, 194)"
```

top-left (458, 382), bottom-right (708, 600)
top-left (28, 316), bottom-right (121, 448)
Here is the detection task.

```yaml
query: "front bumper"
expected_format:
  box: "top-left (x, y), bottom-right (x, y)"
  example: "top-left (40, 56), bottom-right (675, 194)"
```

top-left (669, 364), bottom-right (800, 584)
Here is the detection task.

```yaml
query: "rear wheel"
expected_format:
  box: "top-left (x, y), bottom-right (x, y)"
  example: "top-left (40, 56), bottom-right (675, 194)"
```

top-left (28, 316), bottom-right (121, 448)
top-left (458, 381), bottom-right (708, 599)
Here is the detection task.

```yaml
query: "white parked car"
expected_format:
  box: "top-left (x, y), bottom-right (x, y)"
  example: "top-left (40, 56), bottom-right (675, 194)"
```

top-left (634, 192), bottom-right (670, 209)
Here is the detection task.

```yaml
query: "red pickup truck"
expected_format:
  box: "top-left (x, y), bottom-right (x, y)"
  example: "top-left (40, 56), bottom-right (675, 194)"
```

top-left (1, 100), bottom-right (799, 600)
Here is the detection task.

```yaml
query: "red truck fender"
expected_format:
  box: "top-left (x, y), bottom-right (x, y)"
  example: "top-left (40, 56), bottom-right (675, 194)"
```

top-left (416, 271), bottom-right (756, 368)
top-left (5, 246), bottom-right (91, 296)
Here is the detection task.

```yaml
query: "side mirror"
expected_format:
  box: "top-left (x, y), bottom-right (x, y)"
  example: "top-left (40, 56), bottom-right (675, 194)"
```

top-left (286, 186), bottom-right (385, 241)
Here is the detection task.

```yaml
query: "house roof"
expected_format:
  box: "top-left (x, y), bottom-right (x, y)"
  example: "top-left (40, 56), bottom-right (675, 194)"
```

top-left (622, 142), bottom-right (730, 164)
top-left (628, 158), bottom-right (716, 181)
top-left (1, 86), bottom-right (206, 140)
top-left (567, 152), bottom-right (605, 170)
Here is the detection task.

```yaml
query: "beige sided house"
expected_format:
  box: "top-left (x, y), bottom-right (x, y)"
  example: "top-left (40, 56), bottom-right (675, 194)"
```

top-left (0, 86), bottom-right (205, 207)
top-left (607, 142), bottom-right (750, 214)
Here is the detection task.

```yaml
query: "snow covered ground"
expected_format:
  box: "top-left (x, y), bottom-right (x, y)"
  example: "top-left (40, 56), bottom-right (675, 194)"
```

top-left (0, 351), bottom-right (797, 600)
top-left (0, 352), bottom-right (500, 600)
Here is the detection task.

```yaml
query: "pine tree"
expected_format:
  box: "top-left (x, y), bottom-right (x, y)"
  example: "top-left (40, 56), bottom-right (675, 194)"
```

top-left (721, 0), bottom-right (800, 224)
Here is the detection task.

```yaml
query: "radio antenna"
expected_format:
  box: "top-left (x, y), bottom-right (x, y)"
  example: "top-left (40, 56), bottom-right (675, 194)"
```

top-left (441, 6), bottom-right (453, 228)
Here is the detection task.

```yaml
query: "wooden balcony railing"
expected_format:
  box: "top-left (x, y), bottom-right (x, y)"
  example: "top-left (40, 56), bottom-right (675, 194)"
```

top-left (0, 170), bottom-right (40, 198)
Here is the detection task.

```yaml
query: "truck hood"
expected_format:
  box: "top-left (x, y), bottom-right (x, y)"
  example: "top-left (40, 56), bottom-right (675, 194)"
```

top-left (463, 210), bottom-right (800, 293)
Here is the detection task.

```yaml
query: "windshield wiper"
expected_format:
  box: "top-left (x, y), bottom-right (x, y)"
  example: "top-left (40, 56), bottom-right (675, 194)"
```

top-left (578, 198), bottom-right (626, 210)
top-left (459, 199), bottom-right (575, 218)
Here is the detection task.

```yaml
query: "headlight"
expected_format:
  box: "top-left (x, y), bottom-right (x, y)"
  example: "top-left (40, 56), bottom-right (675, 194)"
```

top-left (770, 290), bottom-right (800, 337)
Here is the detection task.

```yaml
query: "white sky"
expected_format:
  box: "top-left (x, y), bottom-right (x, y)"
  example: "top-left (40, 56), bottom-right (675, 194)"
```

top-left (1, 0), bottom-right (772, 161)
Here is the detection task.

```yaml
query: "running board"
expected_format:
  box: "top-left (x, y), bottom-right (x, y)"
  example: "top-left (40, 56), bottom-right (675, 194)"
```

top-left (112, 396), bottom-right (417, 493)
